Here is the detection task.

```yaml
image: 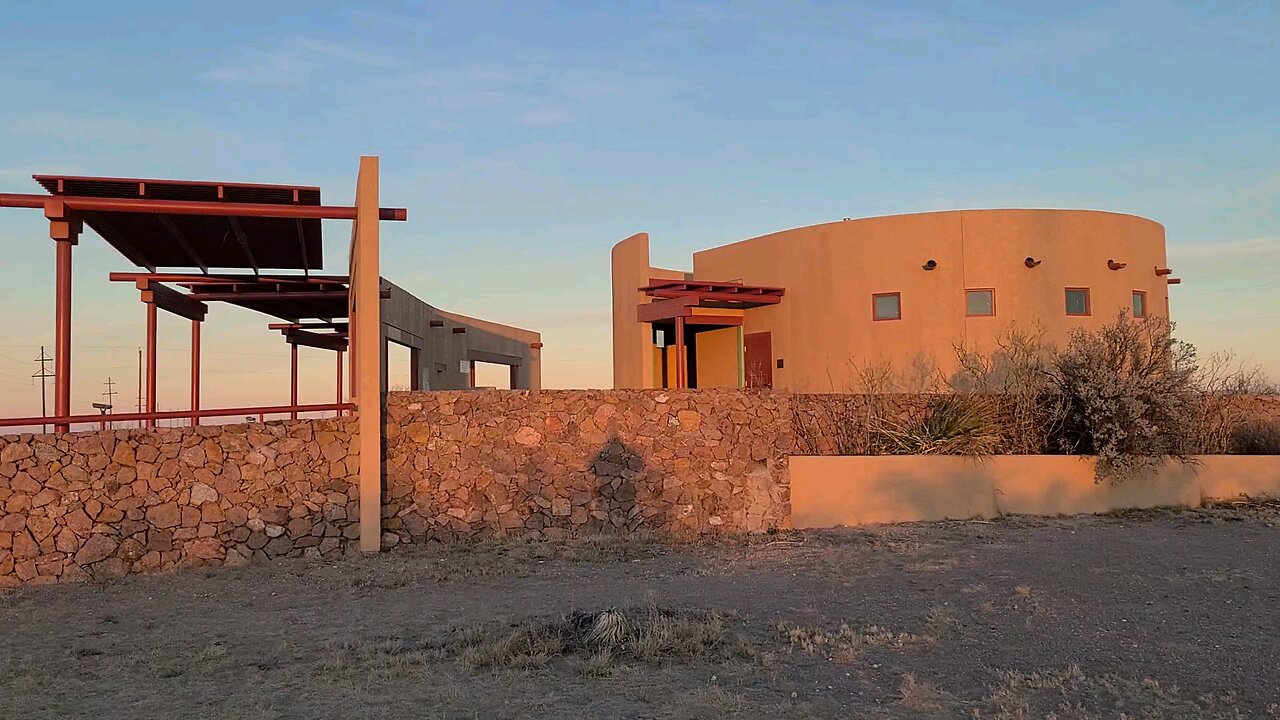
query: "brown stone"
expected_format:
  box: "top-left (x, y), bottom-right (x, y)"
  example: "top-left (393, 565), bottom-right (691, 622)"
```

top-left (146, 502), bottom-right (181, 529)
top-left (181, 506), bottom-right (201, 528)
top-left (11, 472), bottom-right (41, 494)
top-left (264, 536), bottom-right (293, 556)
top-left (187, 537), bottom-right (224, 560)
top-left (0, 443), bottom-right (33, 464)
top-left (226, 506), bottom-right (249, 526)
top-left (97, 507), bottom-right (125, 523)
top-left (112, 442), bottom-right (136, 467)
top-left (75, 534), bottom-right (118, 564)
top-left (30, 489), bottom-right (59, 508)
top-left (0, 514), bottom-right (27, 532)
top-left (147, 529), bottom-right (173, 552)
top-left (179, 445), bottom-right (207, 468)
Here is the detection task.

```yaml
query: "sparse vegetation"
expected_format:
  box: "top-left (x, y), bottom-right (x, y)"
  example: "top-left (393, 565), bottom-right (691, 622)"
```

top-left (869, 393), bottom-right (1003, 457)
top-left (1229, 418), bottom-right (1280, 455)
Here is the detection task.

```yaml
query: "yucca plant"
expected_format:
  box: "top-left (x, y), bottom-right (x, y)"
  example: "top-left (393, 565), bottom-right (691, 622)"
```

top-left (870, 394), bottom-right (1002, 457)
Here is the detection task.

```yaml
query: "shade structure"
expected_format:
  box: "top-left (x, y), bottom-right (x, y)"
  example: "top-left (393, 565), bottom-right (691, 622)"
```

top-left (33, 174), bottom-right (325, 271)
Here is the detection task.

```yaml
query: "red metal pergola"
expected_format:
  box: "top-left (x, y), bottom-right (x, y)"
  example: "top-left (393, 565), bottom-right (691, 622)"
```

top-left (0, 173), bottom-right (406, 432)
top-left (636, 278), bottom-right (785, 389)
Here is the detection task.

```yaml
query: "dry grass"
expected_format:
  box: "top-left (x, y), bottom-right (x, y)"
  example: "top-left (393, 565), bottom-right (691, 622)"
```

top-left (897, 672), bottom-right (953, 711)
top-left (778, 621), bottom-right (932, 665)
top-left (974, 664), bottom-right (1250, 719)
top-left (323, 605), bottom-right (760, 679)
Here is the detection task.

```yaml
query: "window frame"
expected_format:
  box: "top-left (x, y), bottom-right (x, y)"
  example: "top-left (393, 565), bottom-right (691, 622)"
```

top-left (1065, 287), bottom-right (1091, 317)
top-left (965, 288), bottom-right (996, 317)
top-left (1132, 290), bottom-right (1147, 318)
top-left (871, 292), bottom-right (902, 321)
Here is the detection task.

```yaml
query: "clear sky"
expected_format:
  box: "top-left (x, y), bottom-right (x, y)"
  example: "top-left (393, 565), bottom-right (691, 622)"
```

top-left (0, 1), bottom-right (1277, 420)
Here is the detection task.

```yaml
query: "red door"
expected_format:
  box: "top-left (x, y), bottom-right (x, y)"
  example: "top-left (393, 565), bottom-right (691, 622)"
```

top-left (744, 332), bottom-right (772, 388)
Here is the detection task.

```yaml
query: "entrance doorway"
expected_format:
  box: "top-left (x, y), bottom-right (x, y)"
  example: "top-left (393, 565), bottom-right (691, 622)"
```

top-left (744, 332), bottom-right (772, 388)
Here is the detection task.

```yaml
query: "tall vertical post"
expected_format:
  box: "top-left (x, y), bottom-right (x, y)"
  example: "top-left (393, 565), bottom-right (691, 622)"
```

top-left (674, 316), bottom-right (686, 389)
top-left (408, 347), bottom-right (421, 391)
top-left (336, 349), bottom-right (344, 416)
top-left (47, 202), bottom-right (80, 433)
top-left (290, 342), bottom-right (299, 420)
top-left (145, 302), bottom-right (158, 428)
top-left (190, 320), bottom-right (201, 425)
top-left (737, 326), bottom-right (745, 388)
top-left (509, 363), bottom-right (520, 391)
top-left (469, 360), bottom-right (476, 388)
top-left (352, 156), bottom-right (384, 553)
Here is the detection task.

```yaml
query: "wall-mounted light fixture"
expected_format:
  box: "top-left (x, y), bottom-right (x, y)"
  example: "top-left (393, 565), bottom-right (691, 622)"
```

top-left (922, 259), bottom-right (937, 270)
top-left (1024, 257), bottom-right (1042, 268)
top-left (1107, 259), bottom-right (1127, 270)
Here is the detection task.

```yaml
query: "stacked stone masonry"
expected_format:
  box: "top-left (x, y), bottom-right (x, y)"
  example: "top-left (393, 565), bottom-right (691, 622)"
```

top-left (0, 419), bottom-right (359, 587)
top-left (3, 390), bottom-right (1276, 586)
top-left (383, 390), bottom-right (793, 542)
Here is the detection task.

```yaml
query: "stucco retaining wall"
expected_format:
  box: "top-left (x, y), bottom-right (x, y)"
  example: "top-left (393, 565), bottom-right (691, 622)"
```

top-left (382, 390), bottom-right (793, 541)
top-left (790, 455), bottom-right (1280, 528)
top-left (0, 419), bottom-right (359, 587)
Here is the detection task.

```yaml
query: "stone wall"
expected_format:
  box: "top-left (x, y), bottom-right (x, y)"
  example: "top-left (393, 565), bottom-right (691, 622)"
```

top-left (383, 390), bottom-right (793, 541)
top-left (0, 419), bottom-right (357, 587)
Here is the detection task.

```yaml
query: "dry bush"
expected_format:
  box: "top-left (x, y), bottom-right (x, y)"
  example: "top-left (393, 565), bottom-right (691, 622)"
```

top-left (1051, 312), bottom-right (1201, 482)
top-left (950, 325), bottom-right (1065, 454)
top-left (438, 605), bottom-right (756, 672)
top-left (1229, 419), bottom-right (1280, 455)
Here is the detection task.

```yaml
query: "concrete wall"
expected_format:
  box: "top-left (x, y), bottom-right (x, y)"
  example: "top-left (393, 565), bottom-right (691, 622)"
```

top-left (381, 279), bottom-right (541, 391)
top-left (615, 209), bottom-right (1172, 390)
top-left (0, 420), bottom-right (359, 587)
top-left (382, 389), bottom-right (792, 541)
top-left (790, 455), bottom-right (1280, 527)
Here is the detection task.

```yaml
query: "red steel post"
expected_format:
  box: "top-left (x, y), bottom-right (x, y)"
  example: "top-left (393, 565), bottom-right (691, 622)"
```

top-left (145, 303), bottom-right (158, 428)
top-left (674, 317), bottom-right (686, 389)
top-left (290, 342), bottom-right (299, 420)
top-left (191, 320), bottom-right (202, 426)
top-left (336, 349), bottom-right (344, 416)
top-left (53, 240), bottom-right (74, 432)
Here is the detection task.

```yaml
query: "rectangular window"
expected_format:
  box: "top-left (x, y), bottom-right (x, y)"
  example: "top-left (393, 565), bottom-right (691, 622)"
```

top-left (872, 292), bottom-right (901, 321)
top-left (1065, 287), bottom-right (1090, 316)
top-left (966, 289), bottom-right (995, 317)
top-left (1132, 291), bottom-right (1147, 318)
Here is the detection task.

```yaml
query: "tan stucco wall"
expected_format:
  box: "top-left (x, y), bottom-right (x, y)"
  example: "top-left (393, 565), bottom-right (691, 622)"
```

top-left (681, 209), bottom-right (1170, 391)
top-left (789, 455), bottom-right (1280, 527)
top-left (695, 327), bottom-right (741, 389)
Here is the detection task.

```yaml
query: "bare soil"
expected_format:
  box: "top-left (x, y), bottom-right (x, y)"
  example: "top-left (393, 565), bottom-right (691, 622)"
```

top-left (3, 500), bottom-right (1280, 719)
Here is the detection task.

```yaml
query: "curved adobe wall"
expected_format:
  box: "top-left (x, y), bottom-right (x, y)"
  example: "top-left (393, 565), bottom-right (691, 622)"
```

top-left (692, 209), bottom-right (1169, 391)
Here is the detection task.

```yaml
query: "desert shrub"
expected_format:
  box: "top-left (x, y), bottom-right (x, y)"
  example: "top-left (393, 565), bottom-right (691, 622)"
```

top-left (1229, 419), bottom-right (1280, 455)
top-left (1050, 311), bottom-right (1200, 482)
top-left (950, 326), bottom-right (1064, 454)
top-left (869, 394), bottom-right (1002, 457)
top-left (1191, 352), bottom-right (1280, 453)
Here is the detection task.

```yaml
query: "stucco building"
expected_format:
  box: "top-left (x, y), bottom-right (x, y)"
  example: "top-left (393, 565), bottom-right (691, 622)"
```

top-left (612, 209), bottom-right (1179, 391)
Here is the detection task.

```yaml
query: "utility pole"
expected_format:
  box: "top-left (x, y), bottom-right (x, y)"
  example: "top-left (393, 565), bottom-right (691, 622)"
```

top-left (102, 378), bottom-right (117, 430)
top-left (32, 347), bottom-right (54, 434)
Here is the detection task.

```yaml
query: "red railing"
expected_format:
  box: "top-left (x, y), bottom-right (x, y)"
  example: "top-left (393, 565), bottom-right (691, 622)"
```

top-left (0, 402), bottom-right (354, 432)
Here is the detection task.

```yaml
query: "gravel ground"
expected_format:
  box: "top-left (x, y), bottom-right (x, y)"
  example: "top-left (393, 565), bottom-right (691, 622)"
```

top-left (3, 500), bottom-right (1279, 719)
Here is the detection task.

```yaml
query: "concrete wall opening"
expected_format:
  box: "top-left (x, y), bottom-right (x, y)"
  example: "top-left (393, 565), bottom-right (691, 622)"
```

top-left (473, 361), bottom-right (514, 389)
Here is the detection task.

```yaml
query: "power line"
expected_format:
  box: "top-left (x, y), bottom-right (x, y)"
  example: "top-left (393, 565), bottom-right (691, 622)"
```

top-left (1182, 280), bottom-right (1280, 298)
top-left (31, 347), bottom-right (53, 434)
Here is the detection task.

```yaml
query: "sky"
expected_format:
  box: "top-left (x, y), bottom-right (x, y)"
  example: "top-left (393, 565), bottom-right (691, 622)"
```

top-left (0, 0), bottom-right (1277, 422)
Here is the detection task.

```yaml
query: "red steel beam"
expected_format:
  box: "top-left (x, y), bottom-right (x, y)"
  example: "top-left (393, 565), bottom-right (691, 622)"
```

top-left (0, 403), bottom-right (355, 429)
top-left (186, 291), bottom-right (348, 302)
top-left (0, 193), bottom-right (406, 221)
top-left (111, 272), bottom-right (349, 285)
top-left (649, 289), bottom-right (782, 304)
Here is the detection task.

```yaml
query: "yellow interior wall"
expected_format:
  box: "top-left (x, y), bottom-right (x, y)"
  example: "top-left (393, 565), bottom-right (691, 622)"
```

top-left (694, 327), bottom-right (741, 388)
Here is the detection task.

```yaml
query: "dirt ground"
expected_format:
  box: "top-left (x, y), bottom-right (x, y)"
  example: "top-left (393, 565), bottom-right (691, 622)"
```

top-left (3, 500), bottom-right (1279, 720)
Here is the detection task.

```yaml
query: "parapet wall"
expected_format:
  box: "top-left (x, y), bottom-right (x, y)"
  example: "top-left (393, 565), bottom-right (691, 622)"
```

top-left (382, 390), bottom-right (793, 541)
top-left (0, 419), bottom-right (358, 587)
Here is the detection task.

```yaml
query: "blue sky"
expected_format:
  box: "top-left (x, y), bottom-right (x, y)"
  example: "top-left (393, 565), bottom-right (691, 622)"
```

top-left (0, 1), bottom-right (1277, 417)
